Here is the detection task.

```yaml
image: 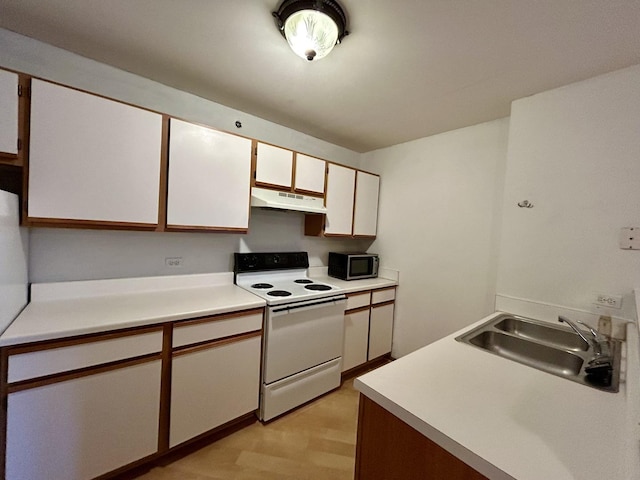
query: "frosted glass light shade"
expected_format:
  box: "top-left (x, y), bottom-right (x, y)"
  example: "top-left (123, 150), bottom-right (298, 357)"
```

top-left (284, 10), bottom-right (339, 61)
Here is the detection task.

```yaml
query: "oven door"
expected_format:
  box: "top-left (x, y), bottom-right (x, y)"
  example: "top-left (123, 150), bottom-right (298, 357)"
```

top-left (263, 295), bottom-right (346, 385)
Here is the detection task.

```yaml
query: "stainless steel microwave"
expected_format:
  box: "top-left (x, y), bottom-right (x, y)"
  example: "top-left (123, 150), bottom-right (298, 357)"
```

top-left (328, 252), bottom-right (379, 281)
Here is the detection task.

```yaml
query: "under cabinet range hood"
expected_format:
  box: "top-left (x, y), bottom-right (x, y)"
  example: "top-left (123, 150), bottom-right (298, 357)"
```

top-left (250, 187), bottom-right (327, 214)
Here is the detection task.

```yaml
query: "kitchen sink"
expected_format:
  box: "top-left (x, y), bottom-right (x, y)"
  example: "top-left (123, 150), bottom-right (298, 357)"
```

top-left (456, 314), bottom-right (621, 392)
top-left (493, 317), bottom-right (589, 352)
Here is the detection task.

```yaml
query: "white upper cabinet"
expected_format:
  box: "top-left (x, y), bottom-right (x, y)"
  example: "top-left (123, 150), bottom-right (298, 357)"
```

top-left (294, 154), bottom-right (326, 195)
top-left (0, 69), bottom-right (19, 156)
top-left (255, 142), bottom-right (293, 188)
top-left (353, 171), bottom-right (380, 237)
top-left (324, 163), bottom-right (356, 235)
top-left (28, 79), bottom-right (163, 225)
top-left (166, 119), bottom-right (252, 230)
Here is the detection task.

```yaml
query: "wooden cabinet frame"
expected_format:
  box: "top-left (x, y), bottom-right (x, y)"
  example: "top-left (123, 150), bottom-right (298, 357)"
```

top-left (2, 66), bottom-right (379, 236)
top-left (0, 307), bottom-right (265, 480)
top-left (251, 140), bottom-right (327, 198)
top-left (0, 71), bottom-right (30, 201)
top-left (355, 395), bottom-right (488, 480)
top-left (341, 287), bottom-right (396, 381)
top-left (304, 163), bottom-right (380, 239)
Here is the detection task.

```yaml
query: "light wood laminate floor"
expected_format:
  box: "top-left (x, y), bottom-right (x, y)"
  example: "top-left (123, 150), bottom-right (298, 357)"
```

top-left (136, 379), bottom-right (360, 480)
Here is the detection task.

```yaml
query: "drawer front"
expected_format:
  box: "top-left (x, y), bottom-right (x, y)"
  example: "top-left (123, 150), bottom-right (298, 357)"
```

top-left (372, 287), bottom-right (396, 305)
top-left (173, 312), bottom-right (263, 348)
top-left (8, 330), bottom-right (163, 383)
top-left (346, 291), bottom-right (371, 311)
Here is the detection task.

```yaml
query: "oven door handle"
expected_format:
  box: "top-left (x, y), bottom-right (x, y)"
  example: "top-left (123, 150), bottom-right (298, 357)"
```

top-left (270, 296), bottom-right (346, 315)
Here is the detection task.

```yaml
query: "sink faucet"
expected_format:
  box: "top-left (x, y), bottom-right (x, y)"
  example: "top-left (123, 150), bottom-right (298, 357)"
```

top-left (558, 316), bottom-right (609, 357)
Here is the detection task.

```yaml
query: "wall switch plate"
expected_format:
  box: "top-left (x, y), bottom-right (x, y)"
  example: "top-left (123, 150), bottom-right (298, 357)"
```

top-left (619, 227), bottom-right (640, 250)
top-left (592, 293), bottom-right (622, 309)
top-left (165, 257), bottom-right (183, 267)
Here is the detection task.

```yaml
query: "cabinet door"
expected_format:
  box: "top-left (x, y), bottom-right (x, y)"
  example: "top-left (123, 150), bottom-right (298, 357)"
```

top-left (368, 303), bottom-right (394, 360)
top-left (255, 142), bottom-right (293, 188)
top-left (6, 361), bottom-right (162, 480)
top-left (28, 79), bottom-right (162, 225)
top-left (167, 119), bottom-right (252, 230)
top-left (170, 335), bottom-right (261, 447)
top-left (294, 154), bottom-right (326, 195)
top-left (343, 308), bottom-right (370, 372)
top-left (324, 163), bottom-right (356, 235)
top-left (353, 171), bottom-right (380, 236)
top-left (0, 69), bottom-right (18, 156)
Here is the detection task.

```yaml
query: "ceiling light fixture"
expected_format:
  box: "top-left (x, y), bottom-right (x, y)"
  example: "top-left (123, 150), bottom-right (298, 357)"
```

top-left (272, 0), bottom-right (349, 62)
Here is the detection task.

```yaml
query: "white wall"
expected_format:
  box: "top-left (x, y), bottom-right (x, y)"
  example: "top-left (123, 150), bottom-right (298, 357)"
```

top-left (0, 29), bottom-right (369, 283)
top-left (30, 209), bottom-right (371, 282)
top-left (0, 190), bottom-right (28, 332)
top-left (497, 64), bottom-right (640, 324)
top-left (363, 118), bottom-right (510, 357)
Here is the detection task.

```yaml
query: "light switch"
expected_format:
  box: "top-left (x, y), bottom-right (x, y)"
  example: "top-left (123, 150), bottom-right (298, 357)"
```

top-left (619, 227), bottom-right (640, 250)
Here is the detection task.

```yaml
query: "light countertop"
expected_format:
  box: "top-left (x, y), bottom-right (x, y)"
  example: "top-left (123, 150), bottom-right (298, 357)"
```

top-left (309, 267), bottom-right (398, 294)
top-left (355, 311), bottom-right (640, 480)
top-left (0, 273), bottom-right (265, 346)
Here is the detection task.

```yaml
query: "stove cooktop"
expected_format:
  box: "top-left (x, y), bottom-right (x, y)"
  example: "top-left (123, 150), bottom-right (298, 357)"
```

top-left (234, 252), bottom-right (344, 306)
top-left (235, 269), bottom-right (343, 306)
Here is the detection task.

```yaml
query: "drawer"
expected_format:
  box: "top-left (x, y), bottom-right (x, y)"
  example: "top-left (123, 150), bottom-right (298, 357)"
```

top-left (173, 311), bottom-right (263, 348)
top-left (8, 330), bottom-right (163, 383)
top-left (372, 287), bottom-right (395, 305)
top-left (346, 291), bottom-right (371, 311)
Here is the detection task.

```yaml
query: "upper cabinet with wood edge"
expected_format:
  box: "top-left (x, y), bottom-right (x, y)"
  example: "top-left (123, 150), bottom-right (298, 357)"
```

top-left (324, 163), bottom-right (356, 235)
top-left (0, 69), bottom-right (19, 161)
top-left (254, 142), bottom-right (293, 189)
top-left (305, 165), bottom-right (381, 238)
top-left (26, 79), bottom-right (163, 229)
top-left (353, 170), bottom-right (380, 237)
top-left (294, 153), bottom-right (326, 195)
top-left (166, 118), bottom-right (252, 232)
top-left (254, 143), bottom-right (326, 196)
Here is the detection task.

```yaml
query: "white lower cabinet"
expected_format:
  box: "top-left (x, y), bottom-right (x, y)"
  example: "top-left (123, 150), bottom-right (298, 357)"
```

top-left (342, 288), bottom-right (396, 372)
top-left (169, 334), bottom-right (261, 447)
top-left (342, 309), bottom-right (370, 372)
top-left (5, 360), bottom-right (162, 480)
top-left (368, 303), bottom-right (395, 360)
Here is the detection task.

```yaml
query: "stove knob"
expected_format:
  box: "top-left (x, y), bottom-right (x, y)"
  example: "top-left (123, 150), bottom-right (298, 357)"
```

top-left (246, 254), bottom-right (259, 268)
top-left (273, 254), bottom-right (280, 264)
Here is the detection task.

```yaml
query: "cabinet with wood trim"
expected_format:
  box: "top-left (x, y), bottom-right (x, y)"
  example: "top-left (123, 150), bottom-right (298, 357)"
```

top-left (353, 170), bottom-right (380, 237)
top-left (26, 78), bottom-right (163, 228)
top-left (0, 307), bottom-right (264, 480)
top-left (169, 310), bottom-right (263, 448)
top-left (254, 142), bottom-right (326, 196)
top-left (3, 326), bottom-right (164, 480)
top-left (294, 153), bottom-right (326, 195)
top-left (342, 286), bottom-right (396, 374)
top-left (254, 142), bottom-right (293, 189)
top-left (0, 69), bottom-right (19, 161)
top-left (305, 165), bottom-right (380, 238)
top-left (166, 118), bottom-right (252, 232)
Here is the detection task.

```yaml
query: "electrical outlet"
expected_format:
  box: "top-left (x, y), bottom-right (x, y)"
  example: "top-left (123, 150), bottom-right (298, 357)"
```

top-left (592, 293), bottom-right (622, 309)
top-left (165, 257), bottom-right (183, 268)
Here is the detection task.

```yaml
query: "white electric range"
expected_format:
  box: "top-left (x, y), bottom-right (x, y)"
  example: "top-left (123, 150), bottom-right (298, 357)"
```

top-left (234, 252), bottom-right (346, 421)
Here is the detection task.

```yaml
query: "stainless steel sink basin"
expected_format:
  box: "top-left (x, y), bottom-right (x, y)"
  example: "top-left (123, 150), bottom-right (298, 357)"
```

top-left (493, 317), bottom-right (589, 352)
top-left (456, 313), bottom-right (621, 392)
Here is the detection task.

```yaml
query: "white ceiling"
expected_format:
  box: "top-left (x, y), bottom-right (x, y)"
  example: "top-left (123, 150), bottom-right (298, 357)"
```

top-left (1, 0), bottom-right (639, 152)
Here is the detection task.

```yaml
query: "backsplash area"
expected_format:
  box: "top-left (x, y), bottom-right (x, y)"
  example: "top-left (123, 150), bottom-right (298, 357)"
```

top-left (29, 208), bottom-right (372, 283)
